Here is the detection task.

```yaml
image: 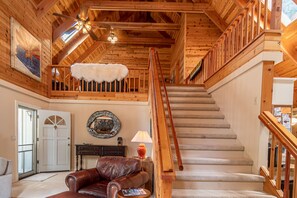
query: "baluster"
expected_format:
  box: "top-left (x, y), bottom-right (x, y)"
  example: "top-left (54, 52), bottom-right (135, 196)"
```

top-left (241, 13), bottom-right (244, 49)
top-left (269, 134), bottom-right (276, 178)
top-left (143, 70), bottom-right (146, 92)
top-left (276, 142), bottom-right (283, 190)
top-left (251, 1), bottom-right (255, 40)
top-left (293, 157), bottom-right (297, 198)
top-left (264, 0), bottom-right (268, 30)
top-left (283, 151), bottom-right (291, 198)
top-left (245, 8), bottom-right (249, 45)
top-left (257, 0), bottom-right (261, 35)
top-left (68, 67), bottom-right (71, 91)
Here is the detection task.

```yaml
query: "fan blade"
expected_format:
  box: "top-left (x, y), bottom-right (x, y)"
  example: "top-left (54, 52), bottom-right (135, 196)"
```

top-left (53, 13), bottom-right (77, 21)
top-left (87, 29), bottom-right (99, 41)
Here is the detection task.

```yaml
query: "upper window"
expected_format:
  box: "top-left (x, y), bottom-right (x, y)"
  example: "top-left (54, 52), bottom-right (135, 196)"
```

top-left (282, 0), bottom-right (297, 26)
top-left (61, 22), bottom-right (79, 43)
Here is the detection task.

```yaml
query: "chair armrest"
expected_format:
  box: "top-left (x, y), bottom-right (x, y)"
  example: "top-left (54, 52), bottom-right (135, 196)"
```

top-left (107, 171), bottom-right (149, 198)
top-left (65, 168), bottom-right (101, 192)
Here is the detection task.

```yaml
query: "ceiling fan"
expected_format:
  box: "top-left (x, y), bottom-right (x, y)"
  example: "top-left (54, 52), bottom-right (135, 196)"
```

top-left (53, 12), bottom-right (108, 41)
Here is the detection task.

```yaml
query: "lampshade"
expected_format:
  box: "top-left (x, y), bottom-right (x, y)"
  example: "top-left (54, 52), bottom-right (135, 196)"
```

top-left (131, 131), bottom-right (152, 143)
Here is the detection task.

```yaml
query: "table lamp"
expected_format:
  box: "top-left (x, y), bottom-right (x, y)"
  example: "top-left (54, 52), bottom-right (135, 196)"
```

top-left (131, 130), bottom-right (152, 159)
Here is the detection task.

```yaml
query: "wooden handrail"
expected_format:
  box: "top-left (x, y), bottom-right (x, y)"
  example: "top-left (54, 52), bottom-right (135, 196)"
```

top-left (259, 111), bottom-right (297, 198)
top-left (149, 48), bottom-right (175, 197)
top-left (155, 50), bottom-right (183, 171)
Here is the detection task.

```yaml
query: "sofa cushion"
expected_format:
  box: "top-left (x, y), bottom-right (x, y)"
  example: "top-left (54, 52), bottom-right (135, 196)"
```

top-left (0, 157), bottom-right (9, 175)
top-left (96, 156), bottom-right (141, 181)
top-left (78, 180), bottom-right (109, 198)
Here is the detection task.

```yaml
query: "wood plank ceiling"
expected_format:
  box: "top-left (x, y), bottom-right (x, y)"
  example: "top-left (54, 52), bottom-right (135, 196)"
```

top-left (32, 0), bottom-right (246, 67)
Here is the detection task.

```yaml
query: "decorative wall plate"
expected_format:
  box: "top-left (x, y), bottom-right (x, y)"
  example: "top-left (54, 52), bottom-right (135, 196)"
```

top-left (87, 110), bottom-right (121, 139)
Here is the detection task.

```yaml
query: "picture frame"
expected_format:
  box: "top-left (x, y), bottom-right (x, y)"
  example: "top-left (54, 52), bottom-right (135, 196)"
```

top-left (10, 17), bottom-right (41, 81)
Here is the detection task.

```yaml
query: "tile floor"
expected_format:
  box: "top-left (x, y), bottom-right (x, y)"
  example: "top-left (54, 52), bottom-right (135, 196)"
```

top-left (12, 172), bottom-right (70, 198)
top-left (12, 172), bottom-right (154, 198)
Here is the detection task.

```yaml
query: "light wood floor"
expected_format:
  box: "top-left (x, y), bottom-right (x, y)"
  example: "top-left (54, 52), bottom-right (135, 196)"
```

top-left (12, 172), bottom-right (70, 198)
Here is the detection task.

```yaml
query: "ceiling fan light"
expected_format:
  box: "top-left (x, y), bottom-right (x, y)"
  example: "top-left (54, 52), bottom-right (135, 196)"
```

top-left (110, 39), bottom-right (116, 44)
top-left (85, 24), bottom-right (91, 31)
top-left (82, 27), bottom-right (88, 34)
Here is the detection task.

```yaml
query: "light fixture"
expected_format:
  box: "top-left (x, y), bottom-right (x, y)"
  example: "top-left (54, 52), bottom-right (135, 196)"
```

top-left (131, 131), bottom-right (152, 159)
top-left (107, 30), bottom-right (118, 44)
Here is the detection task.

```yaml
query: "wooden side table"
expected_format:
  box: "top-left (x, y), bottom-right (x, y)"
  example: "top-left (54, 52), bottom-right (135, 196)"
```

top-left (117, 189), bottom-right (151, 198)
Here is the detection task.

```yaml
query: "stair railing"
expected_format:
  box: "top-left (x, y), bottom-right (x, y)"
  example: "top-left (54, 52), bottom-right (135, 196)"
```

top-left (155, 50), bottom-right (183, 171)
top-left (148, 48), bottom-right (177, 197)
top-left (259, 111), bottom-right (297, 198)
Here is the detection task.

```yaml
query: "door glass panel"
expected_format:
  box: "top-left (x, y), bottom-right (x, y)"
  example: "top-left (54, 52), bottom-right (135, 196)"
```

top-left (18, 106), bottom-right (36, 178)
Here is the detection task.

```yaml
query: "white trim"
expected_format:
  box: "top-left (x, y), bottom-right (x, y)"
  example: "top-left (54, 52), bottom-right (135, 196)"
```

top-left (207, 51), bottom-right (283, 94)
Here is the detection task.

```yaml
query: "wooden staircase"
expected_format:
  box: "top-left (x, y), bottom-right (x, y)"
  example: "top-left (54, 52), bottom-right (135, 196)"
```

top-left (163, 85), bottom-right (276, 198)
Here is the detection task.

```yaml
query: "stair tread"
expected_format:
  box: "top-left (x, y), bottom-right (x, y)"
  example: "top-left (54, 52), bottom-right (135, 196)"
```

top-left (171, 190), bottom-right (276, 198)
top-left (173, 123), bottom-right (230, 128)
top-left (175, 144), bottom-right (244, 151)
top-left (172, 133), bottom-right (237, 139)
top-left (175, 171), bottom-right (265, 182)
top-left (165, 92), bottom-right (211, 98)
top-left (164, 98), bottom-right (215, 104)
top-left (175, 157), bottom-right (252, 165)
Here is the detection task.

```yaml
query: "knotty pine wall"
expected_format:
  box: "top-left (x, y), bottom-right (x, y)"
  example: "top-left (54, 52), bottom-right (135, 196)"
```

top-left (184, 14), bottom-right (221, 78)
top-left (171, 14), bottom-right (185, 84)
top-left (170, 14), bottom-right (221, 84)
top-left (97, 45), bottom-right (172, 78)
top-left (0, 0), bottom-right (51, 97)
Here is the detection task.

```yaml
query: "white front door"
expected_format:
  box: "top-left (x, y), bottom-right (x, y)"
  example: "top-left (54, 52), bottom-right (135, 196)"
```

top-left (38, 110), bottom-right (71, 172)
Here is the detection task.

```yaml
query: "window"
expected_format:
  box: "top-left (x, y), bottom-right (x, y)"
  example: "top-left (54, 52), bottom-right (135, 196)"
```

top-left (61, 22), bottom-right (79, 43)
top-left (282, 0), bottom-right (297, 26)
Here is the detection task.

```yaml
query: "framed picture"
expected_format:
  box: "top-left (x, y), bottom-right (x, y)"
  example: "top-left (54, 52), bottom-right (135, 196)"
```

top-left (10, 17), bottom-right (41, 81)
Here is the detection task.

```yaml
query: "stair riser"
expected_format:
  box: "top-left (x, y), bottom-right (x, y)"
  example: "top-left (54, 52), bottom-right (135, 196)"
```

top-left (170, 118), bottom-right (228, 125)
top-left (172, 128), bottom-right (233, 134)
top-left (176, 164), bottom-right (252, 173)
top-left (178, 150), bottom-right (245, 158)
top-left (164, 93), bottom-right (211, 98)
top-left (167, 113), bottom-right (225, 119)
top-left (163, 98), bottom-right (215, 104)
top-left (163, 87), bottom-right (206, 92)
top-left (166, 104), bottom-right (219, 109)
top-left (173, 181), bottom-right (263, 191)
top-left (175, 138), bottom-right (237, 145)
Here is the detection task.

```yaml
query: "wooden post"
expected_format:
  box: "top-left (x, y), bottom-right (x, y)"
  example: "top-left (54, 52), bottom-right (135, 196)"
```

top-left (260, 61), bottom-right (274, 113)
top-left (270, 0), bottom-right (282, 30)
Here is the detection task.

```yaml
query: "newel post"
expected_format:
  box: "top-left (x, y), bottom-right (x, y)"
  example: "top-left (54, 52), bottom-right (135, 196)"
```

top-left (270, 0), bottom-right (282, 30)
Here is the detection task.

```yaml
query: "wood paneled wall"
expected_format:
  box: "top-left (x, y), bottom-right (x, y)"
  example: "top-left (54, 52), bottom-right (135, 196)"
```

top-left (171, 14), bottom-right (185, 84)
top-left (97, 45), bottom-right (172, 78)
top-left (184, 13), bottom-right (221, 78)
top-left (0, 0), bottom-right (51, 97)
top-left (170, 14), bottom-right (221, 84)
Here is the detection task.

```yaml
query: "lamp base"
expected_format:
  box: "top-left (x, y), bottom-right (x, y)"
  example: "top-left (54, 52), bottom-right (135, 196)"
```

top-left (137, 143), bottom-right (146, 159)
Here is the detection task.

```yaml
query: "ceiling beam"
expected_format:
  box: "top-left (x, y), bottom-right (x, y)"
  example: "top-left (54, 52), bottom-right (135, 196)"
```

top-left (204, 11), bottom-right (228, 31)
top-left (93, 22), bottom-right (180, 31)
top-left (55, 33), bottom-right (89, 64)
top-left (36, 0), bottom-right (60, 18)
top-left (83, 1), bottom-right (214, 13)
top-left (233, 0), bottom-right (248, 8)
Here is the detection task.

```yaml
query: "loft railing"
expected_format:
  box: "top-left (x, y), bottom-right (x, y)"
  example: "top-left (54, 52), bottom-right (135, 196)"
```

top-left (48, 65), bottom-right (148, 99)
top-left (149, 48), bottom-right (178, 197)
top-left (259, 111), bottom-right (297, 198)
top-left (188, 0), bottom-right (282, 84)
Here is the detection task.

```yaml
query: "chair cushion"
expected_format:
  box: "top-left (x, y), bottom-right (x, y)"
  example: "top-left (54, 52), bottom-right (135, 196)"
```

top-left (0, 157), bottom-right (9, 175)
top-left (78, 180), bottom-right (109, 198)
top-left (96, 156), bottom-right (141, 181)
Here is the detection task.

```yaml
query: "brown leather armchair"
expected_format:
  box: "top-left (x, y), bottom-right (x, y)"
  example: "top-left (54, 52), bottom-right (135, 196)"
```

top-left (65, 156), bottom-right (149, 198)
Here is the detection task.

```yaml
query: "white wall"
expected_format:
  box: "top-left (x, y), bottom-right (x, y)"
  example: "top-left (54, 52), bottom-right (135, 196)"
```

top-left (0, 80), bottom-right (49, 182)
top-left (208, 52), bottom-right (282, 173)
top-left (48, 100), bottom-right (150, 169)
top-left (0, 80), bottom-right (150, 181)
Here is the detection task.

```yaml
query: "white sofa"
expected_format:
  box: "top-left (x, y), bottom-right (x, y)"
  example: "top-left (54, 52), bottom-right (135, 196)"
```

top-left (0, 157), bottom-right (12, 198)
